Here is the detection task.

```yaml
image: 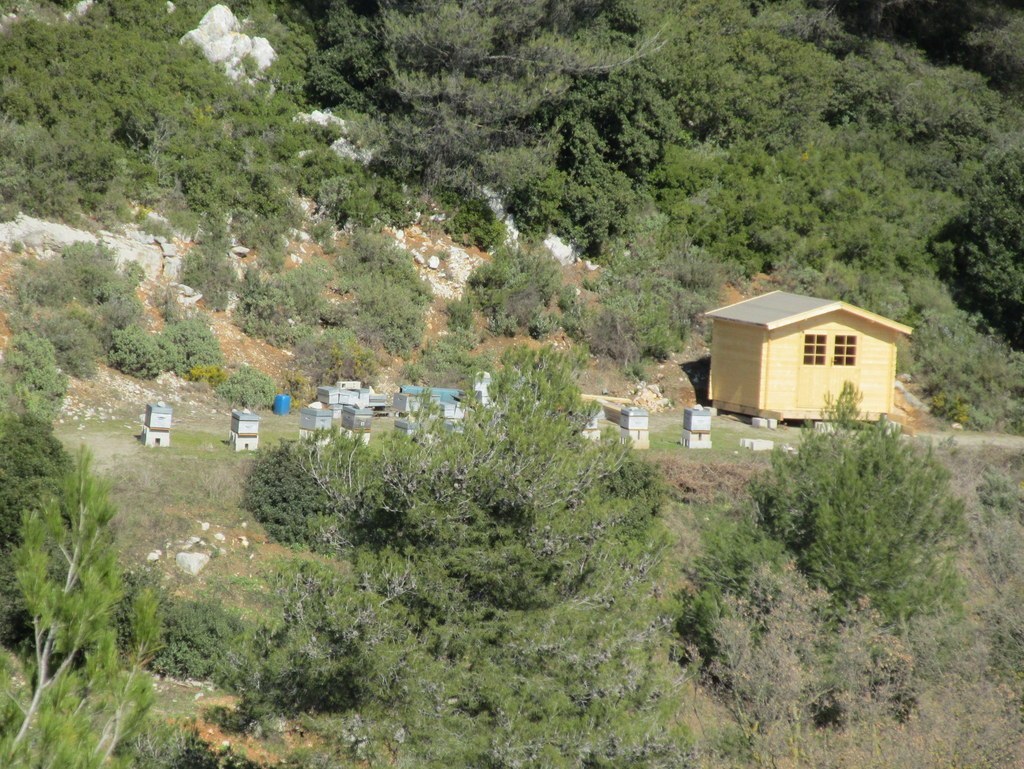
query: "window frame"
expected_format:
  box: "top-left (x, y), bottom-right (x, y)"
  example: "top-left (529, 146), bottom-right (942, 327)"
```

top-left (833, 334), bottom-right (857, 367)
top-left (803, 333), bottom-right (827, 366)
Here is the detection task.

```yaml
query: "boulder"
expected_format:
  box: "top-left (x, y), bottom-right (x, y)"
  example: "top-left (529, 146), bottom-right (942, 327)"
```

top-left (180, 5), bottom-right (276, 81)
top-left (176, 552), bottom-right (210, 576)
top-left (543, 233), bottom-right (577, 266)
top-left (427, 255), bottom-right (441, 270)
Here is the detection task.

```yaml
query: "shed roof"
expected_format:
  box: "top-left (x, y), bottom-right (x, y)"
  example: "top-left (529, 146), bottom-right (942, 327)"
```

top-left (706, 291), bottom-right (912, 334)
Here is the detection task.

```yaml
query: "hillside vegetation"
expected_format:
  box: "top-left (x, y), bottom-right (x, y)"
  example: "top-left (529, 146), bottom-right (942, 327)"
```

top-left (3, 1), bottom-right (1024, 767)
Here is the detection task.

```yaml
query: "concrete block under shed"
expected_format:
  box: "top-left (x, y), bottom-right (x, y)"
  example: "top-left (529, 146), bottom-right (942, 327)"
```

top-left (740, 438), bottom-right (774, 452)
top-left (751, 417), bottom-right (778, 429)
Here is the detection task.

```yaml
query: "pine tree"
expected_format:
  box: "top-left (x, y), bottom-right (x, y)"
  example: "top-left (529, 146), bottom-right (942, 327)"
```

top-left (0, 449), bottom-right (159, 768)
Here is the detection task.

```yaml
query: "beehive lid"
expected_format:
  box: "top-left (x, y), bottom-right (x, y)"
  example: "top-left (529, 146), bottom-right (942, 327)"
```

top-left (232, 409), bottom-right (261, 421)
top-left (342, 404), bottom-right (373, 416)
top-left (148, 402), bottom-right (172, 414)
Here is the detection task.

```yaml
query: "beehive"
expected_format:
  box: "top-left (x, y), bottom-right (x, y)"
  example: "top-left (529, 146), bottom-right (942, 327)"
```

top-left (341, 405), bottom-right (373, 432)
top-left (142, 402), bottom-right (173, 447)
top-left (683, 406), bottom-right (712, 434)
top-left (619, 408), bottom-right (649, 431)
top-left (299, 406), bottom-right (333, 439)
top-left (230, 409), bottom-right (260, 452)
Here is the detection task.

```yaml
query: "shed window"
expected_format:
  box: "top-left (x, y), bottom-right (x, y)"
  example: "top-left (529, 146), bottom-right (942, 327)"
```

top-left (803, 334), bottom-right (826, 365)
top-left (833, 335), bottom-right (857, 366)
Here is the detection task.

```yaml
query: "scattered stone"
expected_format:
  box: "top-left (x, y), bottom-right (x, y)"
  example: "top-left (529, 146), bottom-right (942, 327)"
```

top-left (200, 521), bottom-right (210, 531)
top-left (413, 254), bottom-right (426, 266)
top-left (238, 536), bottom-right (249, 548)
top-left (160, 241), bottom-right (178, 257)
top-left (176, 552), bottom-right (210, 575)
top-left (427, 255), bottom-right (441, 270)
top-left (214, 532), bottom-right (226, 542)
top-left (952, 422), bottom-right (964, 430)
top-left (584, 260), bottom-right (599, 271)
top-left (146, 550), bottom-right (162, 562)
top-left (231, 245), bottom-right (251, 256)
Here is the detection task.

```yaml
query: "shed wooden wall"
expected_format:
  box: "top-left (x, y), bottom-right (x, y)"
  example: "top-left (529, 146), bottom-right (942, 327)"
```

top-left (711, 310), bottom-right (902, 420)
top-left (709, 319), bottom-right (765, 413)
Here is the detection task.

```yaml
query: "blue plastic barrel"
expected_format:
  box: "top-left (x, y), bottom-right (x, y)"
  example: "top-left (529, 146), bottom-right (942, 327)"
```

top-left (272, 394), bottom-right (292, 415)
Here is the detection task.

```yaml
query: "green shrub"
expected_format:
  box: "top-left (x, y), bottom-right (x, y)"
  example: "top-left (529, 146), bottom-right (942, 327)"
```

top-left (217, 366), bottom-right (276, 409)
top-left (468, 246), bottom-right (561, 335)
top-left (162, 318), bottom-right (223, 376)
top-left (150, 599), bottom-right (244, 682)
top-left (445, 296), bottom-right (476, 332)
top-left (184, 365), bottom-right (229, 388)
top-left (243, 440), bottom-right (334, 546)
top-left (107, 325), bottom-right (166, 379)
top-left (751, 388), bottom-right (966, 621)
top-left (444, 196), bottom-right (507, 250)
top-left (181, 245), bottom-right (238, 312)
top-left (32, 309), bottom-right (103, 379)
top-left (2, 334), bottom-right (68, 420)
top-left (293, 329), bottom-right (377, 386)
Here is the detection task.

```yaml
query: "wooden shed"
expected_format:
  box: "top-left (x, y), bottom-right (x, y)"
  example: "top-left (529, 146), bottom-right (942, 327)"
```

top-left (706, 291), bottom-right (912, 421)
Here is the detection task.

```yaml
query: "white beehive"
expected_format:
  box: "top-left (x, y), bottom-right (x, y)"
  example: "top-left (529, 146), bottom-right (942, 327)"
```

top-left (317, 386), bottom-right (343, 406)
top-left (441, 400), bottom-right (465, 421)
top-left (683, 406), bottom-right (712, 433)
top-left (619, 407), bottom-right (649, 431)
top-left (230, 409), bottom-right (260, 452)
top-left (299, 406), bottom-right (333, 436)
top-left (393, 391), bottom-right (421, 414)
top-left (394, 418), bottom-right (420, 436)
top-left (473, 371), bottom-right (492, 406)
top-left (336, 380), bottom-right (361, 391)
top-left (142, 402), bottom-right (173, 447)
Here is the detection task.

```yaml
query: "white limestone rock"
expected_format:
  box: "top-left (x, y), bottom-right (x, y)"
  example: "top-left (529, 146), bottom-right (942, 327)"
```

top-left (176, 552), bottom-right (210, 575)
top-left (543, 233), bottom-right (578, 266)
top-left (180, 5), bottom-right (276, 81)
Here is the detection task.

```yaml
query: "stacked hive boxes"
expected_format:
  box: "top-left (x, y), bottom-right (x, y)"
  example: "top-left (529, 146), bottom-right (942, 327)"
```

top-left (682, 406), bottom-right (713, 449)
top-left (299, 406), bottom-right (333, 441)
top-left (142, 402), bottom-right (173, 447)
top-left (341, 404), bottom-right (373, 444)
top-left (230, 409), bottom-right (260, 452)
top-left (619, 407), bottom-right (650, 450)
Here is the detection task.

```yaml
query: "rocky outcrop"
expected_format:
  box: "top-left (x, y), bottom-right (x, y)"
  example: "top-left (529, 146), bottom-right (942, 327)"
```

top-left (0, 214), bottom-right (174, 280)
top-left (180, 5), bottom-right (276, 81)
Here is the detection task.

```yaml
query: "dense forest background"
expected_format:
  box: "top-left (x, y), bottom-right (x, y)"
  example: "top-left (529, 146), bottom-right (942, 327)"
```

top-left (3, 2), bottom-right (1024, 767)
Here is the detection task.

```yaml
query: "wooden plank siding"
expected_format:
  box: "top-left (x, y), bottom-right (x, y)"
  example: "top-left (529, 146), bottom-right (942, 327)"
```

top-left (711, 310), bottom-right (902, 421)
top-left (709, 319), bottom-right (765, 411)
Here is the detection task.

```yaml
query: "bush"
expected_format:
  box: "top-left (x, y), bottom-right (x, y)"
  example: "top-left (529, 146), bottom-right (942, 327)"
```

top-left (2, 334), bottom-right (68, 420)
top-left (107, 325), bottom-right (167, 379)
top-left (444, 195), bottom-right (507, 250)
top-left (184, 365), bottom-right (229, 388)
top-left (217, 366), bottom-right (276, 409)
top-left (751, 387), bottom-right (966, 621)
top-left (293, 329), bottom-right (377, 386)
top-left (32, 308), bottom-right (104, 378)
top-left (243, 440), bottom-right (334, 545)
top-left (150, 599), bottom-right (245, 682)
top-left (468, 246), bottom-right (561, 335)
top-left (162, 319), bottom-right (223, 376)
top-left (181, 244), bottom-right (239, 312)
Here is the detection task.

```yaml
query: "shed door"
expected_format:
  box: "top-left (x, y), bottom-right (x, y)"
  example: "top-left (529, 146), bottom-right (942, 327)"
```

top-left (796, 332), bottom-right (861, 410)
